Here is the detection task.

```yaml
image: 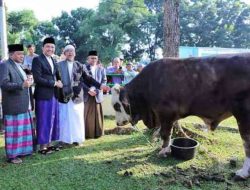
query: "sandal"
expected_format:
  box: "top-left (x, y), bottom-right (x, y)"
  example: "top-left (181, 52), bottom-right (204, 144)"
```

top-left (57, 144), bottom-right (63, 149)
top-left (48, 146), bottom-right (60, 151)
top-left (73, 142), bottom-right (79, 146)
top-left (38, 148), bottom-right (53, 155)
top-left (8, 158), bottom-right (22, 164)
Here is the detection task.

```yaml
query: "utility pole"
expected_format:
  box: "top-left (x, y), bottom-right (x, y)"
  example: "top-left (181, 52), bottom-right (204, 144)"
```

top-left (0, 0), bottom-right (8, 60)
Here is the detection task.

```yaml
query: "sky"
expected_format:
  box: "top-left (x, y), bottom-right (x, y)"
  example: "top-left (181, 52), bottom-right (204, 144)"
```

top-left (5, 0), bottom-right (100, 21)
top-left (4, 0), bottom-right (250, 21)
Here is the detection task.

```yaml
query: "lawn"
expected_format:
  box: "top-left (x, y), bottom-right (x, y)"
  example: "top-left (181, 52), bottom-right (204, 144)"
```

top-left (0, 116), bottom-right (250, 190)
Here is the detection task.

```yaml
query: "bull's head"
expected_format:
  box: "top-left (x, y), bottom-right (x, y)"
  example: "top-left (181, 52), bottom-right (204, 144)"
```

top-left (111, 84), bottom-right (131, 126)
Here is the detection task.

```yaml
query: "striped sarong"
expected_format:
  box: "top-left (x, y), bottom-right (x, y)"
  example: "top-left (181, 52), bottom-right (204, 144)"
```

top-left (4, 111), bottom-right (33, 159)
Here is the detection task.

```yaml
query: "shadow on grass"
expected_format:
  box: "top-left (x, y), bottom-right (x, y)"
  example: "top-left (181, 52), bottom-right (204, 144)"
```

top-left (0, 146), bottom-right (249, 190)
top-left (104, 115), bottom-right (115, 120)
top-left (0, 130), bottom-right (249, 190)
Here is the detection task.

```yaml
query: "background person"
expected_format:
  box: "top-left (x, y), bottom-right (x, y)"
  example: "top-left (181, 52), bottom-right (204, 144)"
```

top-left (106, 57), bottom-right (124, 84)
top-left (123, 62), bottom-right (137, 84)
top-left (23, 44), bottom-right (38, 70)
top-left (136, 63), bottom-right (145, 73)
top-left (59, 47), bottom-right (66, 61)
top-left (119, 54), bottom-right (125, 68)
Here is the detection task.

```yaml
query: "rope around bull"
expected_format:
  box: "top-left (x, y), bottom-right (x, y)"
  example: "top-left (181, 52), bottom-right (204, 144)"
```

top-left (127, 102), bottom-right (155, 147)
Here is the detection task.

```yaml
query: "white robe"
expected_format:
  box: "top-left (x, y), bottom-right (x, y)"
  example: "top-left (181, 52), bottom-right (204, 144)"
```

top-left (59, 100), bottom-right (85, 144)
top-left (59, 61), bottom-right (85, 143)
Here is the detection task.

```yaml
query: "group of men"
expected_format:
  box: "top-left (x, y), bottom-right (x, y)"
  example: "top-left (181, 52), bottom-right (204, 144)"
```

top-left (106, 57), bottom-right (144, 85)
top-left (0, 37), bottom-right (109, 164)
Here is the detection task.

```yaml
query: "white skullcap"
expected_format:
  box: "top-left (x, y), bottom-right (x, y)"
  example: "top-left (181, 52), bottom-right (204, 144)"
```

top-left (64, 44), bottom-right (75, 53)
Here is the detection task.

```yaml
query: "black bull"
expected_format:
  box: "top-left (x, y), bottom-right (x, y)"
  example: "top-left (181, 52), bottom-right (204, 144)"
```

top-left (111, 53), bottom-right (250, 179)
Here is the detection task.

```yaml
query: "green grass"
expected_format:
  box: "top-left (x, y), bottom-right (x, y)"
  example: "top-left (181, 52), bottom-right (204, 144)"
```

top-left (0, 116), bottom-right (250, 190)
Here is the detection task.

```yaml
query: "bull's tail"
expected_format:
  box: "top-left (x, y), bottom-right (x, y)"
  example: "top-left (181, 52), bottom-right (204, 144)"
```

top-left (173, 121), bottom-right (189, 138)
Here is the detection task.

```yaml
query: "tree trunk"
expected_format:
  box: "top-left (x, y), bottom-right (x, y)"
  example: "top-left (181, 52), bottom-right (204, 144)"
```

top-left (163, 0), bottom-right (180, 58)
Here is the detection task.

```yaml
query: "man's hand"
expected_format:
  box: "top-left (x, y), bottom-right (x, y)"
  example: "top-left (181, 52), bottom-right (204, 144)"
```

top-left (88, 89), bottom-right (97, 96)
top-left (100, 84), bottom-right (110, 92)
top-left (23, 79), bottom-right (32, 88)
top-left (55, 80), bottom-right (63, 88)
top-left (73, 86), bottom-right (81, 95)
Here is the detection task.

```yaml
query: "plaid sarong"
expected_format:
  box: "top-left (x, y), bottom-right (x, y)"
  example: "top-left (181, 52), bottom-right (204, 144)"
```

top-left (4, 111), bottom-right (33, 159)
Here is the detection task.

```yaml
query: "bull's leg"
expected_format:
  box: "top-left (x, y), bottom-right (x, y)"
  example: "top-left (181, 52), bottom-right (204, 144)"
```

top-left (233, 106), bottom-right (250, 179)
top-left (158, 120), bottom-right (174, 157)
top-left (235, 121), bottom-right (250, 179)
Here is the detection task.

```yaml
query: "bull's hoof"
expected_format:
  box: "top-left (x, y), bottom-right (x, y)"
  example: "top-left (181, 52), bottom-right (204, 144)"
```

top-left (159, 147), bottom-right (171, 157)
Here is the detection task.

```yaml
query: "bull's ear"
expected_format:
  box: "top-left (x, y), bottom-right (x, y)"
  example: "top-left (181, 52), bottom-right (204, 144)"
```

top-left (112, 84), bottom-right (121, 94)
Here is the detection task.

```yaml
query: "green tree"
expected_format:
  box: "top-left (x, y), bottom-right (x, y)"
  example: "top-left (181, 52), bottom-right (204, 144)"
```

top-left (145, 0), bottom-right (250, 49)
top-left (52, 8), bottom-right (95, 61)
top-left (7, 0), bottom-right (250, 63)
top-left (33, 21), bottom-right (59, 54)
top-left (180, 0), bottom-right (250, 48)
top-left (84, 0), bottom-right (128, 63)
top-left (231, 1), bottom-right (250, 48)
top-left (92, 0), bottom-right (154, 62)
top-left (7, 10), bottom-right (38, 45)
top-left (144, 0), bottom-right (163, 12)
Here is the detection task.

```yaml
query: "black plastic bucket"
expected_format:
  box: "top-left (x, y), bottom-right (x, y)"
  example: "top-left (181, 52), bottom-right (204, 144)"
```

top-left (170, 137), bottom-right (199, 160)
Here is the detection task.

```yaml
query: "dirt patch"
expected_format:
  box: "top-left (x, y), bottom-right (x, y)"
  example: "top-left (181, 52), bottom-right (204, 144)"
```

top-left (155, 165), bottom-right (235, 189)
top-left (105, 127), bottom-right (137, 135)
top-left (123, 170), bottom-right (133, 177)
top-left (173, 122), bottom-right (213, 143)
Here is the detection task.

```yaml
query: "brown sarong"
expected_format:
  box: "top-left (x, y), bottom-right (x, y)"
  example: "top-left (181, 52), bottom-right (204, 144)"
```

top-left (84, 96), bottom-right (104, 138)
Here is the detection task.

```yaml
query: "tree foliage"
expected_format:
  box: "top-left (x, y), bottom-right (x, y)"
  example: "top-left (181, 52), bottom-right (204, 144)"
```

top-left (6, 0), bottom-right (250, 63)
top-left (180, 0), bottom-right (250, 48)
top-left (52, 8), bottom-right (95, 59)
top-left (32, 21), bottom-right (59, 54)
top-left (7, 10), bottom-right (38, 45)
top-left (144, 0), bottom-right (163, 12)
